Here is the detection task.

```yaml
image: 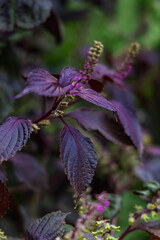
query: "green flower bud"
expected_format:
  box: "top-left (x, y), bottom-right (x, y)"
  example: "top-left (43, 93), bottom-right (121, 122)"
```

top-left (134, 205), bottom-right (143, 211)
top-left (151, 211), bottom-right (158, 219)
top-left (110, 225), bottom-right (120, 232)
top-left (147, 203), bottom-right (156, 210)
top-left (0, 230), bottom-right (7, 240)
top-left (128, 216), bottom-right (135, 225)
top-left (96, 220), bottom-right (105, 226)
top-left (157, 198), bottom-right (160, 204)
top-left (141, 213), bottom-right (150, 222)
top-left (105, 223), bottom-right (111, 232)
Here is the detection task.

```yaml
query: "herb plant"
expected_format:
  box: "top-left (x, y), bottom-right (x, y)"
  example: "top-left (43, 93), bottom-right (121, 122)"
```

top-left (0, 39), bottom-right (160, 239)
top-left (0, 1), bottom-right (160, 238)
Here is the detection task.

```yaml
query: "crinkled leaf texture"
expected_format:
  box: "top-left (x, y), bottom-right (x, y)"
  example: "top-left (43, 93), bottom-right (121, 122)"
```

top-left (0, 117), bottom-right (32, 163)
top-left (76, 88), bottom-right (116, 112)
top-left (15, 69), bottom-right (64, 98)
top-left (11, 153), bottom-right (48, 192)
top-left (0, 181), bottom-right (10, 218)
top-left (26, 211), bottom-right (68, 240)
top-left (60, 124), bottom-right (97, 197)
top-left (110, 84), bottom-right (143, 157)
top-left (68, 108), bottom-right (132, 146)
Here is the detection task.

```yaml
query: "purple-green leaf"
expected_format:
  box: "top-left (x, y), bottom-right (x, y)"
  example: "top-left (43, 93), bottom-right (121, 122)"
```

top-left (26, 211), bottom-right (68, 240)
top-left (68, 108), bottom-right (132, 146)
top-left (11, 153), bottom-right (48, 192)
top-left (15, 68), bottom-right (64, 98)
top-left (0, 117), bottom-right (32, 163)
top-left (76, 88), bottom-right (116, 112)
top-left (60, 124), bottom-right (97, 197)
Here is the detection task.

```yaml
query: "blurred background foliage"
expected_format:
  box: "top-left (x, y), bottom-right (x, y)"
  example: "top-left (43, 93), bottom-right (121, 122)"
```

top-left (0, 0), bottom-right (160, 239)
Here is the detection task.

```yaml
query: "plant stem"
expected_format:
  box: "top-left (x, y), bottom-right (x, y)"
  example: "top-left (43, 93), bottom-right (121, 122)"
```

top-left (32, 97), bottom-right (61, 124)
top-left (118, 209), bottom-right (149, 240)
top-left (118, 226), bottom-right (132, 240)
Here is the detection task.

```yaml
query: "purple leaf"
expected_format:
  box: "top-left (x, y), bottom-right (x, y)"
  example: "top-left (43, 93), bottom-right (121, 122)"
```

top-left (76, 88), bottom-right (116, 112)
top-left (68, 108), bottom-right (132, 146)
top-left (60, 124), bottom-right (97, 196)
top-left (110, 84), bottom-right (143, 157)
top-left (15, 68), bottom-right (64, 98)
top-left (59, 67), bottom-right (81, 88)
top-left (0, 166), bottom-right (7, 183)
top-left (0, 117), bottom-right (32, 163)
top-left (26, 211), bottom-right (68, 240)
top-left (112, 101), bottom-right (143, 156)
top-left (135, 158), bottom-right (160, 183)
top-left (11, 153), bottom-right (48, 192)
